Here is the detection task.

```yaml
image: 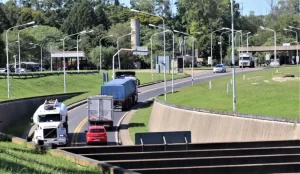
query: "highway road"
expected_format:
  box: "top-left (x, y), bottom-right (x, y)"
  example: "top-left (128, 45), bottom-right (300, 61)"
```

top-left (67, 68), bottom-right (262, 146)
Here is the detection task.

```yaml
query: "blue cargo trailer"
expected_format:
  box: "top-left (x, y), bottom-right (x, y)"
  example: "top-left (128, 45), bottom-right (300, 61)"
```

top-left (101, 79), bottom-right (138, 111)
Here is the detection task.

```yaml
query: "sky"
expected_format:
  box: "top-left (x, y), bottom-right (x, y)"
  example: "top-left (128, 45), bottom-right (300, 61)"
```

top-left (1, 0), bottom-right (271, 16)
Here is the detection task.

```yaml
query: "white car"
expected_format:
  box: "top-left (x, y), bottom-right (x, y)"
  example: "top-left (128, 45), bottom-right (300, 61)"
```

top-left (213, 64), bottom-right (226, 73)
top-left (0, 68), bottom-right (7, 73)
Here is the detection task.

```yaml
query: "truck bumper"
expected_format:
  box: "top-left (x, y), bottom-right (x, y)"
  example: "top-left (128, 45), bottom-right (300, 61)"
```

top-left (35, 138), bottom-right (67, 146)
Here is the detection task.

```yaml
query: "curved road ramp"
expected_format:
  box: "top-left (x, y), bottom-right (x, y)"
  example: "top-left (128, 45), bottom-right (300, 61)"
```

top-left (59, 139), bottom-right (300, 174)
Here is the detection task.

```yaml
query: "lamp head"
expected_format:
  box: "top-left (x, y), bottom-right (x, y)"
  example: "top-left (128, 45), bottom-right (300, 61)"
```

top-left (80, 30), bottom-right (87, 34)
top-left (26, 21), bottom-right (35, 25)
top-left (130, 9), bottom-right (140, 13)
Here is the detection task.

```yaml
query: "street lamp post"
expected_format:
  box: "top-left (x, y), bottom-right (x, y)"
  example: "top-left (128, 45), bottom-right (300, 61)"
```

top-left (220, 31), bottom-right (231, 64)
top-left (174, 30), bottom-right (195, 86)
top-left (131, 9), bottom-right (167, 101)
top-left (117, 33), bottom-right (131, 70)
top-left (284, 28), bottom-right (298, 65)
top-left (247, 34), bottom-right (258, 48)
top-left (150, 31), bottom-right (165, 82)
top-left (230, 0), bottom-right (237, 112)
top-left (246, 32), bottom-right (251, 53)
top-left (211, 27), bottom-right (229, 68)
top-left (30, 43), bottom-right (42, 72)
top-left (149, 24), bottom-right (175, 93)
top-left (99, 35), bottom-right (113, 73)
top-left (260, 26), bottom-right (277, 66)
top-left (6, 21), bottom-right (35, 98)
top-left (18, 25), bottom-right (38, 73)
top-left (62, 30), bottom-right (86, 93)
top-left (77, 30), bottom-right (94, 73)
top-left (112, 49), bottom-right (134, 79)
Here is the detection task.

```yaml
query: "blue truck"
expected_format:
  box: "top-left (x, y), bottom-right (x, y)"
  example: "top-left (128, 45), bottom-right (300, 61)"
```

top-left (101, 79), bottom-right (138, 111)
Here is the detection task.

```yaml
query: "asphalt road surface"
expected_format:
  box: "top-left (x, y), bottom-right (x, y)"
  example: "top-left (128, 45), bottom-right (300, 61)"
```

top-left (67, 68), bottom-right (262, 147)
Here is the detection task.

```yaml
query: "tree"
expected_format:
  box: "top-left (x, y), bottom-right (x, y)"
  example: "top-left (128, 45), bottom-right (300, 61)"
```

top-left (61, 0), bottom-right (98, 34)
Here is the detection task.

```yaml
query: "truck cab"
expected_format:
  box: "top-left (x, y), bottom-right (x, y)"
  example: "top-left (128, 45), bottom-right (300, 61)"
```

top-left (239, 53), bottom-right (255, 68)
top-left (28, 99), bottom-right (68, 146)
top-left (33, 122), bottom-right (67, 146)
top-left (115, 71), bottom-right (140, 86)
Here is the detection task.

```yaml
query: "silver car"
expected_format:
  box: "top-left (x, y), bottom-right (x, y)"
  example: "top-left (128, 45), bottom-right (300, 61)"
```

top-left (0, 68), bottom-right (7, 73)
top-left (213, 64), bottom-right (226, 73)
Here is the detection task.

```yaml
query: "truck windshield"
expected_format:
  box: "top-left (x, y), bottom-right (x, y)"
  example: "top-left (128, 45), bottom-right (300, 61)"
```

top-left (39, 114), bottom-right (61, 122)
top-left (240, 57), bottom-right (250, 60)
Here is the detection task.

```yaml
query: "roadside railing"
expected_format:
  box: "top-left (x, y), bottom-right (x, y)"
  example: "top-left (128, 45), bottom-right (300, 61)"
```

top-left (0, 71), bottom-right (99, 79)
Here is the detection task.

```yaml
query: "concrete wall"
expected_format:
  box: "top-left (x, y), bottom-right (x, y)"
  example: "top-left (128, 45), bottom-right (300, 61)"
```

top-left (0, 93), bottom-right (82, 132)
top-left (149, 101), bottom-right (300, 143)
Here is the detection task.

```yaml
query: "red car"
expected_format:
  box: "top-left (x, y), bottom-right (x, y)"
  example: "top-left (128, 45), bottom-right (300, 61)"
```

top-left (85, 126), bottom-right (107, 145)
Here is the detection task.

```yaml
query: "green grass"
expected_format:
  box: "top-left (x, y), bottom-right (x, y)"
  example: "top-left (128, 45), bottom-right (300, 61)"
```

top-left (0, 70), bottom-right (188, 103)
top-left (0, 142), bottom-right (99, 174)
top-left (129, 101), bottom-right (153, 143)
top-left (157, 67), bottom-right (300, 119)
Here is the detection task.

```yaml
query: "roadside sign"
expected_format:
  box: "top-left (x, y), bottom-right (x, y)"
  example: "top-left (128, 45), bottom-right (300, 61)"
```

top-left (133, 51), bottom-right (148, 55)
top-left (283, 43), bottom-right (290, 46)
top-left (132, 46), bottom-right (148, 52)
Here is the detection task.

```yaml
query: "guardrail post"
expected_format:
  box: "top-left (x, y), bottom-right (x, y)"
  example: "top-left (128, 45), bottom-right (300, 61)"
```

top-left (140, 138), bottom-right (144, 152)
top-left (185, 136), bottom-right (188, 150)
top-left (163, 136), bottom-right (167, 151)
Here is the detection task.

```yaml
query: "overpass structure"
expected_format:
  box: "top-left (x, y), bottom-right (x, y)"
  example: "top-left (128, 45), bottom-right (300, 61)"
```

top-left (237, 45), bottom-right (298, 52)
top-left (237, 45), bottom-right (298, 64)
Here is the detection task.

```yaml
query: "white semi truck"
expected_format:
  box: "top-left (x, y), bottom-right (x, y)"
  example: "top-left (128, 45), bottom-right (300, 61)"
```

top-left (27, 99), bottom-right (68, 146)
top-left (87, 95), bottom-right (114, 128)
top-left (239, 53), bottom-right (255, 68)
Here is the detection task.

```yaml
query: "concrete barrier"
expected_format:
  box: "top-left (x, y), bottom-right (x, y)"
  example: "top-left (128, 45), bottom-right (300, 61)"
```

top-left (149, 101), bottom-right (300, 143)
top-left (0, 92), bottom-right (83, 132)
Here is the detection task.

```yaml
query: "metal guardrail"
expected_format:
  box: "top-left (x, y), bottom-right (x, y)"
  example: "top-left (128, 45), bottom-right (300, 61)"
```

top-left (0, 71), bottom-right (99, 79)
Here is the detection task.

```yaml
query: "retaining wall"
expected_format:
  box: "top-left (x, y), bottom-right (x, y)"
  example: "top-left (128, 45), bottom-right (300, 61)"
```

top-left (149, 101), bottom-right (300, 143)
top-left (0, 93), bottom-right (82, 132)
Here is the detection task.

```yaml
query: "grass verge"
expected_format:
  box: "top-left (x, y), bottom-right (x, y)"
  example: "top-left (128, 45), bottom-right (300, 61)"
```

top-left (0, 141), bottom-right (99, 174)
top-left (157, 67), bottom-right (300, 119)
top-left (0, 71), bottom-right (188, 103)
top-left (129, 101), bottom-right (153, 143)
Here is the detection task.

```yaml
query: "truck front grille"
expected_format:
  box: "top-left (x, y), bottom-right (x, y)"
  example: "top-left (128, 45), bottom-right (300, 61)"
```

top-left (43, 128), bottom-right (57, 139)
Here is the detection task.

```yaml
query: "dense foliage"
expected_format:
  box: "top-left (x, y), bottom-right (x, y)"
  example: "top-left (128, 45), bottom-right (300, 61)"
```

top-left (0, 0), bottom-right (299, 68)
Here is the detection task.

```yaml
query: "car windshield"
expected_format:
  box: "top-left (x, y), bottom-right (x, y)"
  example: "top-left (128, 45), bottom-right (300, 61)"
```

top-left (215, 65), bottom-right (223, 67)
top-left (240, 57), bottom-right (250, 60)
top-left (90, 129), bottom-right (105, 133)
top-left (39, 114), bottom-right (61, 122)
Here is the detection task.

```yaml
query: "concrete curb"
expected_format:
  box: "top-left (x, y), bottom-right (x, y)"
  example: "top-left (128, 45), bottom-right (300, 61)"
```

top-left (119, 98), bottom-right (155, 146)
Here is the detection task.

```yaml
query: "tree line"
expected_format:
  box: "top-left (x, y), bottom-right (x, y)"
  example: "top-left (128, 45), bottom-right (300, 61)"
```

top-left (0, 0), bottom-right (299, 69)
